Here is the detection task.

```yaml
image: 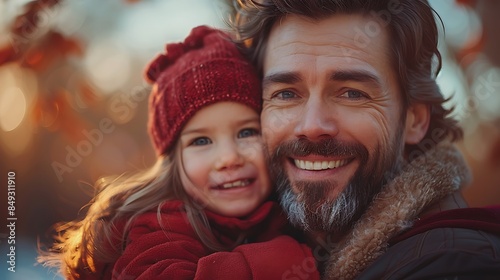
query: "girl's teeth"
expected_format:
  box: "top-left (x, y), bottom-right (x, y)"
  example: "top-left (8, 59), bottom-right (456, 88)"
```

top-left (221, 180), bottom-right (249, 189)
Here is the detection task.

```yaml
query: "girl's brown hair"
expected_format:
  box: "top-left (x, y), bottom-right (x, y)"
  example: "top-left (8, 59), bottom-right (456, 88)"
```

top-left (39, 145), bottom-right (234, 279)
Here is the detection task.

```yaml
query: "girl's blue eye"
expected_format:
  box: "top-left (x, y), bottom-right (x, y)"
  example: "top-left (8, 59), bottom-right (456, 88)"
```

top-left (191, 137), bottom-right (211, 146)
top-left (238, 128), bottom-right (259, 138)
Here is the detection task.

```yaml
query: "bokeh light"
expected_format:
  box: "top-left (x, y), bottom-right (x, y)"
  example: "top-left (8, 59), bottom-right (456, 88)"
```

top-left (84, 40), bottom-right (132, 93)
top-left (0, 87), bottom-right (26, 132)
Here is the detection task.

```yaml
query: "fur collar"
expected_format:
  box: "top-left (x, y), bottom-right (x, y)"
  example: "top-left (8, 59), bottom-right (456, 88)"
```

top-left (324, 142), bottom-right (471, 279)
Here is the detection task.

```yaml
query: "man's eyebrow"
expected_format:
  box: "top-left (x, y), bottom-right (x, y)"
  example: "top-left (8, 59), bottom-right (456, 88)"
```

top-left (329, 70), bottom-right (382, 86)
top-left (262, 70), bottom-right (382, 88)
top-left (262, 72), bottom-right (302, 88)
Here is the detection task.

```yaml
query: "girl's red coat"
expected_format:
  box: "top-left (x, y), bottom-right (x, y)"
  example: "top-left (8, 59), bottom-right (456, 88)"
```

top-left (84, 200), bottom-right (319, 279)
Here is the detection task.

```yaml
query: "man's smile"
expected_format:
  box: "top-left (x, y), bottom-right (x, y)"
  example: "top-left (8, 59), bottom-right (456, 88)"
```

top-left (293, 158), bottom-right (351, 171)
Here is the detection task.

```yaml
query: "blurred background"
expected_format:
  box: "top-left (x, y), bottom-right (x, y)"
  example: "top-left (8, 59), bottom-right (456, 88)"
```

top-left (0, 0), bottom-right (499, 279)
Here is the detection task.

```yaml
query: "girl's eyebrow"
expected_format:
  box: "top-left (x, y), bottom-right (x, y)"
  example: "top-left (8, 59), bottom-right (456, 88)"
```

top-left (181, 127), bottom-right (208, 136)
top-left (181, 116), bottom-right (260, 136)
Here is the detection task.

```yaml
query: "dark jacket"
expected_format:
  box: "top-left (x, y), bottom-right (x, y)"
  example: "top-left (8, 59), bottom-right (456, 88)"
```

top-left (358, 206), bottom-right (500, 279)
top-left (324, 143), bottom-right (500, 279)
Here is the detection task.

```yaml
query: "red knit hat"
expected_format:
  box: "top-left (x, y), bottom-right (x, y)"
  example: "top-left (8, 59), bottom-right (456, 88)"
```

top-left (145, 25), bottom-right (262, 155)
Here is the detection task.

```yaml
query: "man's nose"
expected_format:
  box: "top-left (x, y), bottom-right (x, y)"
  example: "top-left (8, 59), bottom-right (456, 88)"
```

top-left (294, 96), bottom-right (339, 141)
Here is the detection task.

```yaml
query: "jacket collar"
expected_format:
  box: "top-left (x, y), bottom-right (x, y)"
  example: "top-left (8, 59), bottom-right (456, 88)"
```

top-left (324, 142), bottom-right (471, 279)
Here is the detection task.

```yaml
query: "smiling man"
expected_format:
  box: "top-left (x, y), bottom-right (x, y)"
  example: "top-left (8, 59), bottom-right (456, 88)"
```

top-left (262, 13), bottom-right (408, 235)
top-left (232, 0), bottom-right (500, 279)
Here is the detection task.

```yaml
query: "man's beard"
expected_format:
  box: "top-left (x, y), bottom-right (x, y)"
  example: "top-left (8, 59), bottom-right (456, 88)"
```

top-left (267, 136), bottom-right (404, 234)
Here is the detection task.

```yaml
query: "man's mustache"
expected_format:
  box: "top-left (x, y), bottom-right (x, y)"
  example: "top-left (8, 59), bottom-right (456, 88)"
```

top-left (272, 138), bottom-right (369, 161)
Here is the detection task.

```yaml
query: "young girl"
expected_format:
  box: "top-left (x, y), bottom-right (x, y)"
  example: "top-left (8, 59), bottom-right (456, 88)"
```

top-left (40, 26), bottom-right (319, 280)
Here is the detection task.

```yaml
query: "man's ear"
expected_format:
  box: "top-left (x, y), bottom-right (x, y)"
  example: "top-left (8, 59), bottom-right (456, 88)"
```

top-left (488, 129), bottom-right (500, 165)
top-left (404, 103), bottom-right (430, 145)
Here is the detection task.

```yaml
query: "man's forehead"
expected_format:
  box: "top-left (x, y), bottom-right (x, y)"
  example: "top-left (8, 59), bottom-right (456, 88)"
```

top-left (263, 14), bottom-right (392, 77)
top-left (266, 13), bottom-right (388, 46)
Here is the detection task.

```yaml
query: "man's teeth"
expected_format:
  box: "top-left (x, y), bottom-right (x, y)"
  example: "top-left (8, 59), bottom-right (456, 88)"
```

top-left (221, 179), bottom-right (250, 189)
top-left (294, 159), bottom-right (348, 171)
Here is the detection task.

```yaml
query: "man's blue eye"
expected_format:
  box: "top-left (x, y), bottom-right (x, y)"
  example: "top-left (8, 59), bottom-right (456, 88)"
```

top-left (343, 90), bottom-right (364, 99)
top-left (191, 137), bottom-right (211, 146)
top-left (238, 128), bottom-right (259, 138)
top-left (276, 91), bottom-right (296, 99)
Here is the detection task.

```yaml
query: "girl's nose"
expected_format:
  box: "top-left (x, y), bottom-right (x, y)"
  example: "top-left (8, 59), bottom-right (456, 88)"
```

top-left (214, 141), bottom-right (244, 171)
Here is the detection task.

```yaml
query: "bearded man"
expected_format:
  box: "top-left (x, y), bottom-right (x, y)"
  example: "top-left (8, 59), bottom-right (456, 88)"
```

top-left (231, 0), bottom-right (500, 278)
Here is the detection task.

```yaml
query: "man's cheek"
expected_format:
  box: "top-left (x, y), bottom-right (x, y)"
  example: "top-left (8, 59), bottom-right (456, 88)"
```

top-left (261, 118), bottom-right (281, 154)
top-left (261, 122), bottom-right (281, 146)
top-left (261, 109), bottom-right (296, 138)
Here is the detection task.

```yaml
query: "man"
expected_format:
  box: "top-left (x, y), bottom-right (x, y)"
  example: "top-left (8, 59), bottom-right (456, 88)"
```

top-left (231, 0), bottom-right (500, 279)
